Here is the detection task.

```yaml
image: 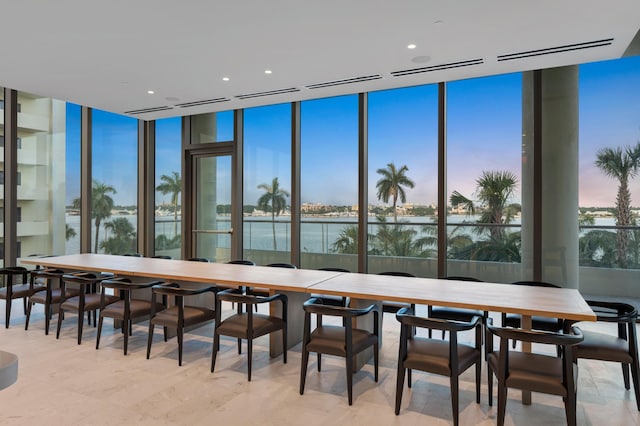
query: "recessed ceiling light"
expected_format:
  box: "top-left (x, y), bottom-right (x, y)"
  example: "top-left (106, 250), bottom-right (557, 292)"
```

top-left (222, 77), bottom-right (230, 81)
top-left (407, 44), bottom-right (417, 49)
top-left (264, 69), bottom-right (272, 74)
top-left (147, 90), bottom-right (155, 94)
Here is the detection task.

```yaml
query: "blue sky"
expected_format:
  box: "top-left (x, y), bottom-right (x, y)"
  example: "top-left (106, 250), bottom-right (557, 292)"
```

top-left (66, 56), bottom-right (640, 208)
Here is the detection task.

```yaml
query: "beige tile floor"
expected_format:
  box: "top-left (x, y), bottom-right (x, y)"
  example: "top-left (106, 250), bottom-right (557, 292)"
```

top-left (0, 301), bottom-right (638, 425)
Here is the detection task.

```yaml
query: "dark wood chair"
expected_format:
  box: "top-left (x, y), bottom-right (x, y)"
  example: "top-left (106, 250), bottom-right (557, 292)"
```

top-left (146, 283), bottom-right (217, 366)
top-left (56, 272), bottom-right (119, 344)
top-left (0, 266), bottom-right (38, 328)
top-left (570, 300), bottom-right (640, 411)
top-left (502, 281), bottom-right (564, 354)
top-left (187, 257), bottom-right (210, 262)
top-left (395, 307), bottom-right (482, 425)
top-left (300, 297), bottom-right (379, 405)
top-left (212, 288), bottom-right (287, 381)
top-left (26, 268), bottom-right (78, 335)
top-left (428, 276), bottom-right (486, 339)
top-left (486, 318), bottom-right (583, 426)
top-left (151, 255), bottom-right (172, 259)
top-left (96, 277), bottom-right (166, 355)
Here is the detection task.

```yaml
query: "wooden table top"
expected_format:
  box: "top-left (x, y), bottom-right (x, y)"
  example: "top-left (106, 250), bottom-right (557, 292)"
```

top-left (22, 254), bottom-right (595, 321)
top-left (20, 254), bottom-right (340, 292)
top-left (308, 273), bottom-right (596, 322)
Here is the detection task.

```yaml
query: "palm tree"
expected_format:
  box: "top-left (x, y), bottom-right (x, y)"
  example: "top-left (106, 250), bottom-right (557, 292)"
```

top-left (91, 180), bottom-right (117, 253)
top-left (65, 224), bottom-right (77, 241)
top-left (332, 225), bottom-right (359, 254)
top-left (375, 163), bottom-right (415, 222)
top-left (595, 143), bottom-right (640, 268)
top-left (257, 177), bottom-right (290, 250)
top-left (156, 171), bottom-right (181, 237)
top-left (100, 217), bottom-right (136, 254)
top-left (450, 170), bottom-right (518, 240)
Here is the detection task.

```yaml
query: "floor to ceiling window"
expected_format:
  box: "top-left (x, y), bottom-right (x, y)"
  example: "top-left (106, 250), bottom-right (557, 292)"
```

top-left (243, 103), bottom-right (292, 265)
top-left (91, 109), bottom-right (138, 254)
top-left (446, 73), bottom-right (523, 282)
top-left (191, 111), bottom-right (234, 143)
top-left (367, 85), bottom-right (439, 276)
top-left (301, 95), bottom-right (359, 271)
top-left (0, 88), bottom-right (4, 264)
top-left (155, 117), bottom-right (182, 258)
top-left (578, 55), bottom-right (640, 295)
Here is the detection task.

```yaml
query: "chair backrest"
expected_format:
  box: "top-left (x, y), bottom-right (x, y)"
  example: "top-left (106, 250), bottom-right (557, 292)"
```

top-left (586, 300), bottom-right (638, 323)
top-left (396, 307), bottom-right (481, 333)
top-left (187, 257), bottom-right (210, 262)
top-left (151, 255), bottom-right (172, 259)
top-left (123, 253), bottom-right (142, 257)
top-left (227, 260), bottom-right (256, 266)
top-left (511, 280), bottom-right (560, 288)
top-left (318, 267), bottom-right (350, 272)
top-left (441, 276), bottom-right (483, 282)
top-left (377, 271), bottom-right (415, 277)
top-left (266, 263), bottom-right (297, 269)
top-left (303, 297), bottom-right (377, 320)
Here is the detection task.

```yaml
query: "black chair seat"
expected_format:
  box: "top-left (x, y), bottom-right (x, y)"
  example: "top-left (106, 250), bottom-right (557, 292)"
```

top-left (307, 325), bottom-right (378, 357)
top-left (216, 313), bottom-right (285, 338)
top-left (0, 283), bottom-right (41, 299)
top-left (62, 293), bottom-right (118, 312)
top-left (488, 352), bottom-right (569, 396)
top-left (406, 338), bottom-right (479, 376)
top-left (101, 299), bottom-right (165, 320)
top-left (152, 305), bottom-right (216, 327)
top-left (30, 288), bottom-right (79, 305)
top-left (576, 330), bottom-right (634, 363)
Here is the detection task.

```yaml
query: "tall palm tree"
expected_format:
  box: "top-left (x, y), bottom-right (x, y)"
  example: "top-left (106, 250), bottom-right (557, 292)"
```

top-left (595, 143), bottom-right (640, 268)
top-left (100, 217), bottom-right (137, 254)
top-left (450, 170), bottom-right (518, 240)
top-left (375, 163), bottom-right (415, 222)
top-left (91, 180), bottom-right (117, 253)
top-left (257, 177), bottom-right (290, 250)
top-left (156, 171), bottom-right (182, 237)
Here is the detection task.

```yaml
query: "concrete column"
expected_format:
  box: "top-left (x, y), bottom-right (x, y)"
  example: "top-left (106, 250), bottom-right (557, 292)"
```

top-left (522, 66), bottom-right (579, 288)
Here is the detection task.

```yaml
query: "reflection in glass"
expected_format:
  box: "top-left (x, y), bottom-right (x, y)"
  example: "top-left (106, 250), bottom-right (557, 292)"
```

top-left (191, 111), bottom-right (234, 143)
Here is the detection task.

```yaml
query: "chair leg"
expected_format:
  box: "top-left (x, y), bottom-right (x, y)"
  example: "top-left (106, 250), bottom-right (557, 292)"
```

top-left (373, 343), bottom-right (379, 382)
top-left (283, 326), bottom-right (287, 364)
top-left (237, 338), bottom-right (242, 354)
top-left (123, 319), bottom-right (130, 355)
top-left (497, 382), bottom-right (508, 426)
top-left (96, 315), bottom-right (104, 349)
top-left (5, 299), bottom-right (11, 328)
top-left (211, 330), bottom-right (219, 373)
top-left (395, 366), bottom-right (406, 415)
top-left (488, 365), bottom-right (494, 406)
top-left (451, 376), bottom-right (460, 426)
top-left (565, 388), bottom-right (577, 426)
top-left (25, 301), bottom-right (33, 330)
top-left (177, 326), bottom-right (184, 366)
top-left (23, 297), bottom-right (27, 315)
top-left (408, 369), bottom-right (412, 388)
top-left (44, 303), bottom-right (51, 335)
top-left (247, 338), bottom-right (253, 381)
top-left (56, 306), bottom-right (64, 339)
top-left (300, 345), bottom-right (310, 395)
top-left (317, 353), bottom-right (322, 372)
top-left (146, 323), bottom-right (155, 359)
top-left (630, 356), bottom-right (640, 411)
top-left (77, 310), bottom-right (85, 344)
top-left (623, 362), bottom-right (631, 390)
top-left (346, 354), bottom-right (354, 405)
top-left (475, 360), bottom-right (481, 404)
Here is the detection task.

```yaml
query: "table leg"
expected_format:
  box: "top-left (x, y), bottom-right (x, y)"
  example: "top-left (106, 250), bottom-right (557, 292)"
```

top-left (521, 314), bottom-right (532, 405)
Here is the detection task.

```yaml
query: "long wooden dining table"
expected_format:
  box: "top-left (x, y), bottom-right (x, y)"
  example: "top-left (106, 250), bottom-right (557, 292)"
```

top-left (21, 253), bottom-right (596, 404)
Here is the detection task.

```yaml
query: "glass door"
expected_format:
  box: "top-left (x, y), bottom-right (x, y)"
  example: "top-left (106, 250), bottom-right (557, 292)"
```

top-left (191, 154), bottom-right (233, 263)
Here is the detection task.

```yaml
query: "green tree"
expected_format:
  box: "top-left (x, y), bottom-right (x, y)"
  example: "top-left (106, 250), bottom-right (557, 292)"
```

top-left (375, 163), bottom-right (415, 222)
top-left (65, 224), bottom-right (77, 241)
top-left (75, 180), bottom-right (117, 253)
top-left (450, 170), bottom-right (518, 240)
top-left (332, 225), bottom-right (359, 254)
top-left (595, 143), bottom-right (640, 268)
top-left (257, 177), bottom-right (290, 250)
top-left (100, 217), bottom-right (136, 254)
top-left (156, 171), bottom-right (182, 237)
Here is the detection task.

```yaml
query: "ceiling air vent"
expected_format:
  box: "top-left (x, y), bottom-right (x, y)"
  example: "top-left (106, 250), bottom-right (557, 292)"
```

top-left (124, 106), bottom-right (172, 115)
top-left (306, 74), bottom-right (382, 89)
top-left (497, 38), bottom-right (614, 62)
top-left (391, 58), bottom-right (484, 77)
top-left (174, 98), bottom-right (230, 108)
top-left (235, 87), bottom-right (300, 100)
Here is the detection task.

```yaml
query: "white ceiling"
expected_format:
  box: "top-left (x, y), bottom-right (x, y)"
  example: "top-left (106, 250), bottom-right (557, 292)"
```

top-left (1, 0), bottom-right (639, 120)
